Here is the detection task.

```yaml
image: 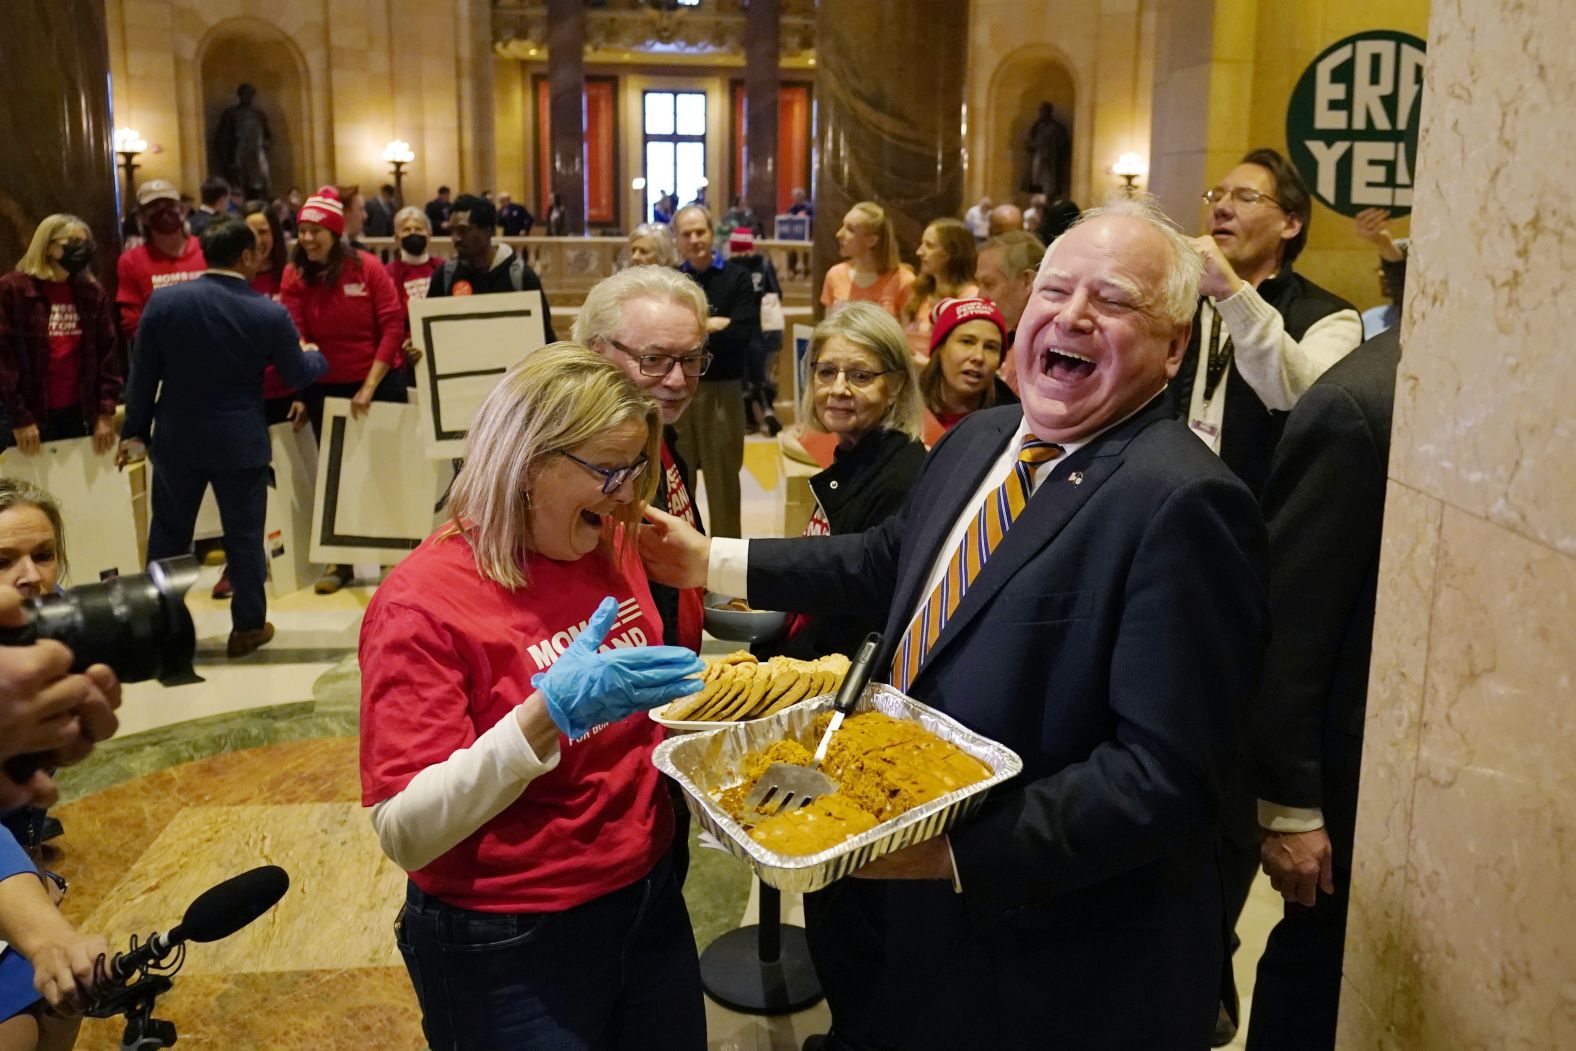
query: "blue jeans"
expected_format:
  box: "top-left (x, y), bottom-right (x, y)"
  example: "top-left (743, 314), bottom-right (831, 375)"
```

top-left (395, 853), bottom-right (705, 1051)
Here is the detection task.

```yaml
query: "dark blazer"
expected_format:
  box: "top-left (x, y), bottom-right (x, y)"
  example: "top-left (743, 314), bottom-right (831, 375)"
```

top-left (122, 273), bottom-right (327, 471)
top-left (1252, 328), bottom-right (1399, 865)
top-left (747, 398), bottom-right (1269, 1048)
top-left (757, 426), bottom-right (926, 661)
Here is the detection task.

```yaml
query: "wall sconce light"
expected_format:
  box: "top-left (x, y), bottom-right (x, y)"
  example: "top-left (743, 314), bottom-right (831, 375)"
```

top-left (114, 129), bottom-right (148, 221)
top-left (383, 140), bottom-right (415, 202)
top-left (1110, 152), bottom-right (1147, 196)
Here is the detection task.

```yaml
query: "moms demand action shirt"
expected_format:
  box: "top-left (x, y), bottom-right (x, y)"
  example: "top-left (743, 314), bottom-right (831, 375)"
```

top-left (359, 529), bottom-right (672, 912)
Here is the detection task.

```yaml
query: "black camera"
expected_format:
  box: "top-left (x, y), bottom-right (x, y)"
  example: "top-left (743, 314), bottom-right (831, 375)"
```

top-left (1, 556), bottom-right (201, 781)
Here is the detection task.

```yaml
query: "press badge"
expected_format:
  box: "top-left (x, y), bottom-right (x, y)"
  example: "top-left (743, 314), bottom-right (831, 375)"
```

top-left (1189, 418), bottom-right (1222, 452)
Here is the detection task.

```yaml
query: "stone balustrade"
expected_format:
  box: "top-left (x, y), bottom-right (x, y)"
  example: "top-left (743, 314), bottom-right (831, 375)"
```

top-left (356, 236), bottom-right (814, 304)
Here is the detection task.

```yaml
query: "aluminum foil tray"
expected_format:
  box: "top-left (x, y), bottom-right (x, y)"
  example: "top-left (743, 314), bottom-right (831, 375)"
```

top-left (652, 683), bottom-right (1023, 893)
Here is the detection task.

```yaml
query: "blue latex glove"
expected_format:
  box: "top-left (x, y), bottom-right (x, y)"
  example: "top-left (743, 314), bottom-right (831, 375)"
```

top-left (533, 596), bottom-right (705, 738)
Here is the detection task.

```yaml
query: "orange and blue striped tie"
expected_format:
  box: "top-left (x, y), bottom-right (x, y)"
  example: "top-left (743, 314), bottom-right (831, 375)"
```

top-left (890, 434), bottom-right (1063, 692)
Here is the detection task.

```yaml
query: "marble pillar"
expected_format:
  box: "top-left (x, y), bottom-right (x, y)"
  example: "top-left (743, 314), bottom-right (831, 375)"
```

top-left (1339, 1), bottom-right (1576, 1047)
top-left (812, 0), bottom-right (969, 306)
top-left (546, 0), bottom-right (586, 234)
top-left (0, 0), bottom-right (119, 278)
top-left (744, 0), bottom-right (780, 227)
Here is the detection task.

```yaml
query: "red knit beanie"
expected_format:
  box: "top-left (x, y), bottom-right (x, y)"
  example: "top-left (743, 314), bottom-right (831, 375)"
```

top-left (728, 227), bottom-right (755, 254)
top-left (929, 296), bottom-right (1007, 354)
top-left (297, 186), bottom-right (345, 237)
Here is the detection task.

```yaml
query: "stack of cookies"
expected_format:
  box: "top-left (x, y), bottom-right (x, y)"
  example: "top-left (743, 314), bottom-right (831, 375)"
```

top-left (662, 650), bottom-right (852, 723)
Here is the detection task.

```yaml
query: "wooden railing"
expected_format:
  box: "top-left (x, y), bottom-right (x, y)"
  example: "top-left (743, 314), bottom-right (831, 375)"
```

top-left (357, 236), bottom-right (814, 304)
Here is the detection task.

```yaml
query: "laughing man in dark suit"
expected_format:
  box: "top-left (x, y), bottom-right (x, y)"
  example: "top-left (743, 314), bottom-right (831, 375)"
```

top-left (640, 195), bottom-right (1269, 1049)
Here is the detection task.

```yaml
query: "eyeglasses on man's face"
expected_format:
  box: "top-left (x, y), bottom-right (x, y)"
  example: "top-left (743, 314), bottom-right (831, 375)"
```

top-left (1202, 186), bottom-right (1284, 209)
top-left (606, 338), bottom-right (712, 378)
top-left (560, 450), bottom-right (650, 495)
top-left (809, 363), bottom-right (895, 389)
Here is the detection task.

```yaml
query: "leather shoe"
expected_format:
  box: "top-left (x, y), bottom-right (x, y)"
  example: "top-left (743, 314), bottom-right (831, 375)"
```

top-left (211, 569), bottom-right (232, 599)
top-left (227, 622), bottom-right (275, 658)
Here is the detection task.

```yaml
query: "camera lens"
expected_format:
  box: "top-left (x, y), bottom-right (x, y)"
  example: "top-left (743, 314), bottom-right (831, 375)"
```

top-left (11, 556), bottom-right (201, 686)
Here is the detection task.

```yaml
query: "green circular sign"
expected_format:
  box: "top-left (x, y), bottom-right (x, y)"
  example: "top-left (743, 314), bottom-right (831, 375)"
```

top-left (1286, 30), bottom-right (1426, 218)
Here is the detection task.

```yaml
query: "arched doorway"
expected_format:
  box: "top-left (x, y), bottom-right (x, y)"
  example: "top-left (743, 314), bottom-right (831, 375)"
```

top-left (198, 18), bottom-right (309, 199)
top-left (985, 48), bottom-right (1077, 204)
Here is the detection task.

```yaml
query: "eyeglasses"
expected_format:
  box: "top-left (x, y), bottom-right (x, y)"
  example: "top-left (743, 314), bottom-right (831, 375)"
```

top-left (561, 451), bottom-right (650, 494)
top-left (1202, 187), bottom-right (1284, 209)
top-left (607, 338), bottom-right (712, 378)
top-left (809, 363), bottom-right (895, 389)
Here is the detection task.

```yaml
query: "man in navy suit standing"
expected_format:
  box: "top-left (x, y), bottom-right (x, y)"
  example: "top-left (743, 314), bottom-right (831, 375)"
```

top-left (119, 216), bottom-right (326, 658)
top-left (641, 195), bottom-right (1269, 1049)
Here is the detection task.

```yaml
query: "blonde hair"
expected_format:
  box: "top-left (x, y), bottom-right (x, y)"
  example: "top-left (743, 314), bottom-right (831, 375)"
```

top-left (441, 343), bottom-right (661, 589)
top-left (392, 205), bottom-right (430, 233)
top-left (624, 223), bottom-right (679, 268)
top-left (800, 302), bottom-right (924, 441)
top-left (572, 265), bottom-right (707, 348)
top-left (0, 478), bottom-right (68, 582)
top-left (16, 214), bottom-right (91, 281)
top-left (847, 201), bottom-right (901, 274)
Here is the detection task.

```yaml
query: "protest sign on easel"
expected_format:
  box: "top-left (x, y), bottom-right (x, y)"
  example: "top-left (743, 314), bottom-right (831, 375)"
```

top-left (308, 399), bottom-right (451, 566)
top-left (409, 290), bottom-right (548, 458)
top-left (0, 438), bottom-right (144, 581)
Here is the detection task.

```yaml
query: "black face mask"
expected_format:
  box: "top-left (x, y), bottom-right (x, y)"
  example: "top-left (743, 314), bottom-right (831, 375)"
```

top-left (59, 243), bottom-right (94, 276)
top-left (400, 234), bottom-right (428, 256)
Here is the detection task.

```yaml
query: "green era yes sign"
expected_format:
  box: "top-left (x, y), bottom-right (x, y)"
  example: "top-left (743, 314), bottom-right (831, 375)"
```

top-left (1286, 31), bottom-right (1426, 218)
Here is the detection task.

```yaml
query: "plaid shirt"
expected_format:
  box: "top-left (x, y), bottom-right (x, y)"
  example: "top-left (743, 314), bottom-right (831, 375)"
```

top-left (0, 271), bottom-right (122, 429)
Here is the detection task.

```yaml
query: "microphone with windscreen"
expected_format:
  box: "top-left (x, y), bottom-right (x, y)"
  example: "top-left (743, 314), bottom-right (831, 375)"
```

top-left (105, 865), bottom-right (291, 982)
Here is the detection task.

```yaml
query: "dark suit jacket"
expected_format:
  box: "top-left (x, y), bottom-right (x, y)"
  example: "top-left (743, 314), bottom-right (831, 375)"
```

top-left (1252, 328), bottom-right (1399, 866)
top-left (748, 398), bottom-right (1268, 1047)
top-left (122, 273), bottom-right (327, 471)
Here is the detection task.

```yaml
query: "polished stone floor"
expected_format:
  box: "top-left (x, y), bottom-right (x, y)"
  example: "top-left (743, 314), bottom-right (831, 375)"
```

top-left (47, 439), bottom-right (1280, 1049)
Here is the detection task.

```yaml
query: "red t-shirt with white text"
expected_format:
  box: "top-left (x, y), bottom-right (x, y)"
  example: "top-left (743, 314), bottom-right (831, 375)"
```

top-left (358, 527), bottom-right (672, 912)
top-left (43, 282), bottom-right (82, 410)
top-left (114, 236), bottom-right (205, 341)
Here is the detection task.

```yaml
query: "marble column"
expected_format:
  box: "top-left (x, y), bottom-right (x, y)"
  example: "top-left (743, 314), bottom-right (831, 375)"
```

top-left (546, 0), bottom-right (586, 234)
top-left (812, 0), bottom-right (969, 306)
top-left (743, 0), bottom-right (780, 228)
top-left (1338, 1), bottom-right (1576, 1047)
top-left (0, 0), bottom-right (119, 281)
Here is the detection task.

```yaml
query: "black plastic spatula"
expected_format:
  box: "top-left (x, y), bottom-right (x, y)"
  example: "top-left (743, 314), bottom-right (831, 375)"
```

top-left (742, 633), bottom-right (882, 818)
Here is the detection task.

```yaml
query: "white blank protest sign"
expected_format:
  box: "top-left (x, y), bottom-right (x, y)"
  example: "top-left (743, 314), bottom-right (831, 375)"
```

top-left (410, 290), bottom-right (548, 458)
top-left (0, 438), bottom-right (144, 582)
top-left (264, 422), bottom-right (319, 595)
top-left (308, 398), bottom-right (451, 566)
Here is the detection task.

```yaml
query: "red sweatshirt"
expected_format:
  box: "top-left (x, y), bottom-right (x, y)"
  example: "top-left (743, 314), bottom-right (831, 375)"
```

top-left (279, 250), bottom-right (403, 386)
top-left (115, 236), bottom-right (205, 342)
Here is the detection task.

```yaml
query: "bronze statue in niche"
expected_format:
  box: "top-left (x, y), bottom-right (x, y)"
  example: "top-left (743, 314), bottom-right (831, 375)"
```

top-left (1024, 102), bottom-right (1071, 198)
top-left (213, 83), bottom-right (272, 199)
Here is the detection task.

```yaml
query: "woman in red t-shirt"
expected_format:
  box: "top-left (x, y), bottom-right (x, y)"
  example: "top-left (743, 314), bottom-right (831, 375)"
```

top-left (279, 188), bottom-right (405, 430)
top-left (0, 214), bottom-right (121, 455)
top-left (383, 206), bottom-right (438, 387)
top-left (359, 344), bottom-right (707, 1051)
top-left (281, 188), bottom-right (407, 592)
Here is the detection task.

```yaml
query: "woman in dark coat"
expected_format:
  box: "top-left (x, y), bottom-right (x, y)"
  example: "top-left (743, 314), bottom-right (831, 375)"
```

top-left (0, 214), bottom-right (122, 455)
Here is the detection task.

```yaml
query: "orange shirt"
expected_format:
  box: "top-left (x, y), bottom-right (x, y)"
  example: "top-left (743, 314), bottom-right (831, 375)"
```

top-left (820, 263), bottom-right (915, 321)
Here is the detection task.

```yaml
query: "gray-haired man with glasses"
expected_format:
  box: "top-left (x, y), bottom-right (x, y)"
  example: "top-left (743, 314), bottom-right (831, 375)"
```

top-left (1176, 147), bottom-right (1363, 1048)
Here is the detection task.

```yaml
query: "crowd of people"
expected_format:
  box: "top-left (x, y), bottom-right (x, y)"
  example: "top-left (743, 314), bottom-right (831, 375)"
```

top-left (0, 143), bottom-right (1409, 1051)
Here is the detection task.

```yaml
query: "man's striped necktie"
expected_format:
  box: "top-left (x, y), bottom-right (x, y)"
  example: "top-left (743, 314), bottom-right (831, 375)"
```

top-left (890, 434), bottom-right (1064, 692)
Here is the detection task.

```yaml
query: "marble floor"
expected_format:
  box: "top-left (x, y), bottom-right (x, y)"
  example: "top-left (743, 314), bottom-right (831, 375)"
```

top-left (47, 437), bottom-right (1282, 1049)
